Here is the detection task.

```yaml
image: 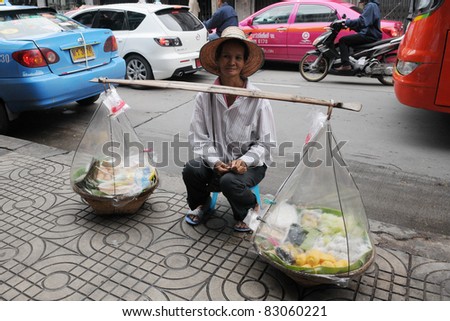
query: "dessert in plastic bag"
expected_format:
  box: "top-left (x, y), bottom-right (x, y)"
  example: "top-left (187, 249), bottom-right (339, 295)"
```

top-left (252, 112), bottom-right (374, 286)
top-left (70, 87), bottom-right (158, 215)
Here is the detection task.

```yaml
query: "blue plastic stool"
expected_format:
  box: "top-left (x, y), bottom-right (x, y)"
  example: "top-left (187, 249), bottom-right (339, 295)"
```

top-left (209, 184), bottom-right (262, 211)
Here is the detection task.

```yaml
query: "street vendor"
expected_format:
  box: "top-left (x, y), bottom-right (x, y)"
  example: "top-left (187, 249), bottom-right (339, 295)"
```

top-left (182, 26), bottom-right (277, 232)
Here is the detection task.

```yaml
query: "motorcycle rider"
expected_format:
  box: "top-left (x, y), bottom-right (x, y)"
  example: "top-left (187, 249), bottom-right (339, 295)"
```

top-left (204, 0), bottom-right (238, 40)
top-left (335, 0), bottom-right (382, 71)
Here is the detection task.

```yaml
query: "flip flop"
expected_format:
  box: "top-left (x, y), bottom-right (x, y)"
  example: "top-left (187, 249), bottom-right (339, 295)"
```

top-left (233, 222), bottom-right (252, 233)
top-left (185, 197), bottom-right (212, 226)
top-left (185, 207), bottom-right (207, 226)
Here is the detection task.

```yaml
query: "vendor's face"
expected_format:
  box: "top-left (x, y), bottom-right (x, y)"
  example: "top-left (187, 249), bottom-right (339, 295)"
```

top-left (216, 41), bottom-right (246, 78)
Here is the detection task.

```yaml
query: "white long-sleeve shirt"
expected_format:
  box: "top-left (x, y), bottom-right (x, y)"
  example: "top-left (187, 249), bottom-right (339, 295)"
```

top-left (189, 79), bottom-right (277, 168)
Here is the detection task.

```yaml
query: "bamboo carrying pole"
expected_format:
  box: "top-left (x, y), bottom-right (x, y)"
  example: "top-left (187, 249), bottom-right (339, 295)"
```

top-left (92, 78), bottom-right (362, 112)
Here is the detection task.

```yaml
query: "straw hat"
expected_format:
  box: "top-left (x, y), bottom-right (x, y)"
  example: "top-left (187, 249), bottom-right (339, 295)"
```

top-left (200, 26), bottom-right (265, 77)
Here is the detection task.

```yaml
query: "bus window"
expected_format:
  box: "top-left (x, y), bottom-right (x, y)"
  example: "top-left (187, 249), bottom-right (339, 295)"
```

top-left (414, 0), bottom-right (442, 14)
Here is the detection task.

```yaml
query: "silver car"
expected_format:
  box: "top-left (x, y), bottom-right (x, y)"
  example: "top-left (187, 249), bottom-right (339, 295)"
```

top-left (68, 3), bottom-right (208, 80)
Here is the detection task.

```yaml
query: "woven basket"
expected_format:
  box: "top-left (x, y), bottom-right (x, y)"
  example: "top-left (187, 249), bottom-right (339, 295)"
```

top-left (73, 183), bottom-right (158, 215)
top-left (260, 248), bottom-right (376, 287)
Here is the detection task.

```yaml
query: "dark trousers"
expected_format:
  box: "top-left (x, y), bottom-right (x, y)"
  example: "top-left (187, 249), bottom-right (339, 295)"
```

top-left (338, 34), bottom-right (376, 66)
top-left (182, 158), bottom-right (267, 221)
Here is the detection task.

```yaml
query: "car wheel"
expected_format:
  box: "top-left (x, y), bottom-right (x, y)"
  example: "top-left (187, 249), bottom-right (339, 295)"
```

top-left (126, 54), bottom-right (154, 80)
top-left (76, 94), bottom-right (100, 106)
top-left (0, 101), bottom-right (10, 135)
top-left (376, 53), bottom-right (397, 86)
top-left (299, 53), bottom-right (329, 82)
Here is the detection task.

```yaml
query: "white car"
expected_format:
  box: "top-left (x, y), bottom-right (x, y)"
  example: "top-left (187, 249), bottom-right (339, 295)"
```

top-left (68, 3), bottom-right (208, 80)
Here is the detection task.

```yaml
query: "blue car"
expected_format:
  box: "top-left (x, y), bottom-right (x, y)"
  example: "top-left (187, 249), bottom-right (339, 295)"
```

top-left (0, 2), bottom-right (126, 133)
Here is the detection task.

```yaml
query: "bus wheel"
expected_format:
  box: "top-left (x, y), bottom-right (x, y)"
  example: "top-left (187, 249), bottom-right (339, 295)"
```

top-left (299, 53), bottom-right (329, 82)
top-left (377, 53), bottom-right (397, 86)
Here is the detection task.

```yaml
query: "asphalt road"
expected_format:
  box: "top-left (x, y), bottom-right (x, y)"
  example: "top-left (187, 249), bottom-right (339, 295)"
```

top-left (7, 63), bottom-right (450, 236)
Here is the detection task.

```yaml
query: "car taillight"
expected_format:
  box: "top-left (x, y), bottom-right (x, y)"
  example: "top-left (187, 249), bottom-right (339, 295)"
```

top-left (12, 48), bottom-right (59, 68)
top-left (104, 35), bottom-right (118, 52)
top-left (154, 37), bottom-right (182, 47)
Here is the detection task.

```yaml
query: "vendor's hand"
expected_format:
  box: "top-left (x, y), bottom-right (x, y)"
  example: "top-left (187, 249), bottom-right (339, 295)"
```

top-left (230, 159), bottom-right (248, 175)
top-left (214, 161), bottom-right (231, 175)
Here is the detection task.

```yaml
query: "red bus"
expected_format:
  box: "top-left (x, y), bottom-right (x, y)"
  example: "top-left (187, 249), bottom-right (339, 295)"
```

top-left (393, 0), bottom-right (450, 113)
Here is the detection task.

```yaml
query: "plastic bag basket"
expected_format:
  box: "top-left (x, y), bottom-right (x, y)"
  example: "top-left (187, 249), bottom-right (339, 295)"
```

top-left (259, 248), bottom-right (376, 287)
top-left (73, 183), bottom-right (158, 215)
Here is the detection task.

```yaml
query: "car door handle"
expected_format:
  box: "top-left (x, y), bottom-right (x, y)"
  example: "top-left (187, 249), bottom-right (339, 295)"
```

top-left (276, 27), bottom-right (288, 32)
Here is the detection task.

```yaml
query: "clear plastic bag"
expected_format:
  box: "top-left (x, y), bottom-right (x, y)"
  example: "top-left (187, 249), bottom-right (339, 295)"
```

top-left (252, 112), bottom-right (374, 286)
top-left (70, 87), bottom-right (158, 215)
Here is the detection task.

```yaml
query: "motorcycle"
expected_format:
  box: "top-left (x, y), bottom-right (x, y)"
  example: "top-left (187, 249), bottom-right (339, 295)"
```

top-left (299, 18), bottom-right (403, 86)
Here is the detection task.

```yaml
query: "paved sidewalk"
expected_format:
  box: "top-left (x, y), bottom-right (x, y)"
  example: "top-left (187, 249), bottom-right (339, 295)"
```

top-left (1, 135), bottom-right (449, 301)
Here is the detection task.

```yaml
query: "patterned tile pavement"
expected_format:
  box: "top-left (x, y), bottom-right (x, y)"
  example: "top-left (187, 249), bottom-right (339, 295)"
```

top-left (1, 151), bottom-right (450, 301)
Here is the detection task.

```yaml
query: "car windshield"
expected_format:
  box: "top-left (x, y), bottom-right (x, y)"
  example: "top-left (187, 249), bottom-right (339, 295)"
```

top-left (156, 8), bottom-right (203, 31)
top-left (0, 9), bottom-right (84, 40)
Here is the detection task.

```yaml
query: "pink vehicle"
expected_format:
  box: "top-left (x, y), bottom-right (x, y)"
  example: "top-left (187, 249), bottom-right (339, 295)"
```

top-left (239, 0), bottom-right (403, 63)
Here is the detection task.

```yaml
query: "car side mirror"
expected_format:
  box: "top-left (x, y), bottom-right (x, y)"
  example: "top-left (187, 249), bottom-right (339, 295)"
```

top-left (342, 14), bottom-right (346, 19)
top-left (247, 17), bottom-right (253, 26)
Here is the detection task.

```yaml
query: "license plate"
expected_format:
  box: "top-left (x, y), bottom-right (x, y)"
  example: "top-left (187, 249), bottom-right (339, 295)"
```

top-left (70, 45), bottom-right (95, 63)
